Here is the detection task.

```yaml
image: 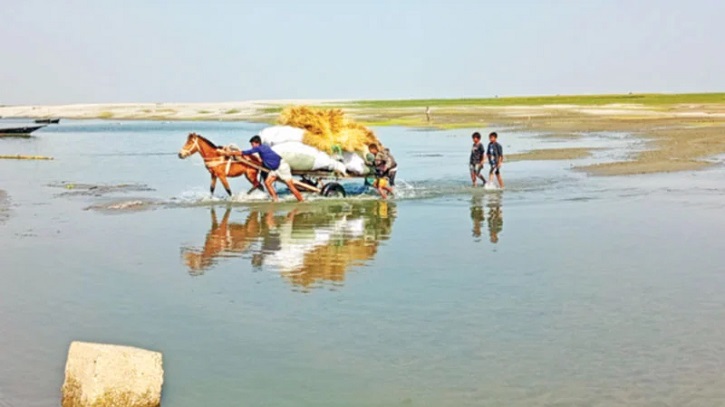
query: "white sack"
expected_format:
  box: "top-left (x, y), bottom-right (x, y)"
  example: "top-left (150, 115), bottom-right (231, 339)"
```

top-left (259, 126), bottom-right (305, 146)
top-left (342, 152), bottom-right (369, 175)
top-left (272, 142), bottom-right (346, 174)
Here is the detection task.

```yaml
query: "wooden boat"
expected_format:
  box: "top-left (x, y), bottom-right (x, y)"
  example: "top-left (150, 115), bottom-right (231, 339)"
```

top-left (34, 118), bottom-right (60, 124)
top-left (0, 125), bottom-right (46, 136)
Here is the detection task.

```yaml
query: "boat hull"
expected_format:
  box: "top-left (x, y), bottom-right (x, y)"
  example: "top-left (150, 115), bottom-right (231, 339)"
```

top-left (0, 125), bottom-right (46, 135)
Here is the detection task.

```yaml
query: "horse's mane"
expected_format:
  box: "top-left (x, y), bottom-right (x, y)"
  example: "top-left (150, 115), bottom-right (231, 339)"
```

top-left (191, 133), bottom-right (219, 149)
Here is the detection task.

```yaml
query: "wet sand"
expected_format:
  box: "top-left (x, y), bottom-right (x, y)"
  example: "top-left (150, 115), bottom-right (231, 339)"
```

top-left (0, 155), bottom-right (53, 160)
top-left (533, 133), bottom-right (585, 140)
top-left (506, 148), bottom-right (597, 162)
top-left (578, 126), bottom-right (725, 175)
top-left (347, 103), bottom-right (725, 176)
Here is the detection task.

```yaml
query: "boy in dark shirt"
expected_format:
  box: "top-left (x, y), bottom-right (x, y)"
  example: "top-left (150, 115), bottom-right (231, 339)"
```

top-left (368, 143), bottom-right (396, 199)
top-left (486, 132), bottom-right (504, 188)
top-left (469, 132), bottom-right (486, 187)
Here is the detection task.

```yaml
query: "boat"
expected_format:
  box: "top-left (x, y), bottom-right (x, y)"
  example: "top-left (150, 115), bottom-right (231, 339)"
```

top-left (0, 125), bottom-right (46, 136)
top-left (34, 118), bottom-right (60, 124)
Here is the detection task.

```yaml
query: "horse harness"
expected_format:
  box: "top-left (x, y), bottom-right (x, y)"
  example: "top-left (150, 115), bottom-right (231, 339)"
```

top-left (184, 137), bottom-right (236, 176)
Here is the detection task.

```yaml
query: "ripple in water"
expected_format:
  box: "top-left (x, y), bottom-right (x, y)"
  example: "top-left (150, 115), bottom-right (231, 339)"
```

top-left (0, 190), bottom-right (9, 224)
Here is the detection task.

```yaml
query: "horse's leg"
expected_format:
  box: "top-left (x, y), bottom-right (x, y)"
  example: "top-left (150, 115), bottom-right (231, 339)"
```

top-left (245, 169), bottom-right (263, 194)
top-left (221, 208), bottom-right (232, 227)
top-left (218, 174), bottom-right (232, 197)
top-left (210, 173), bottom-right (218, 196)
top-left (210, 207), bottom-right (219, 229)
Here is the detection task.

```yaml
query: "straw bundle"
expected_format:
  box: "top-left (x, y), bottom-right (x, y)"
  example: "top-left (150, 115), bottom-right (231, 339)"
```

top-left (285, 239), bottom-right (378, 289)
top-left (278, 106), bottom-right (381, 154)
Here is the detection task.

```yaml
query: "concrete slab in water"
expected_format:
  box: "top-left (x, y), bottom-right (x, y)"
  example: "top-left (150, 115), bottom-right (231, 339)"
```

top-left (62, 341), bottom-right (163, 407)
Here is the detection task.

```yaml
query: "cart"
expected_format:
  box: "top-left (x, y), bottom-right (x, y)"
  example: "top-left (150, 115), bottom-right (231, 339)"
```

top-left (235, 156), bottom-right (373, 198)
top-left (291, 170), bottom-right (375, 198)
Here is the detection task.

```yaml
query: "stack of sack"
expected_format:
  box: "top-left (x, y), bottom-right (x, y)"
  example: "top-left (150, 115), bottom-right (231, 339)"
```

top-left (259, 125), bottom-right (346, 174)
top-left (258, 106), bottom-right (383, 176)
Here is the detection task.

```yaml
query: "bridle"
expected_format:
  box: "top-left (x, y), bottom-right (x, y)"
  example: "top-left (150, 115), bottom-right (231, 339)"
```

top-left (180, 136), bottom-right (201, 157)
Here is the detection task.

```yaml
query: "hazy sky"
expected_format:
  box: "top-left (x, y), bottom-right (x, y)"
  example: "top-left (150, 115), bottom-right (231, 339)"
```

top-left (2, 0), bottom-right (723, 104)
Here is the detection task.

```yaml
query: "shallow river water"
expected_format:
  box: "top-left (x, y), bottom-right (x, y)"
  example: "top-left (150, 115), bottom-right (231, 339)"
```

top-left (1, 120), bottom-right (724, 407)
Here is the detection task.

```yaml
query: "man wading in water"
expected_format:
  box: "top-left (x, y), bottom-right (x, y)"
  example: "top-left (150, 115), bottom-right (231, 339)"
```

top-left (486, 132), bottom-right (504, 188)
top-left (221, 135), bottom-right (304, 202)
top-left (469, 132), bottom-right (486, 187)
top-left (368, 143), bottom-right (397, 199)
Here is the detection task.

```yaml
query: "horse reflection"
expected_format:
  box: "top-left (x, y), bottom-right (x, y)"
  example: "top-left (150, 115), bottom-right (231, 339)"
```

top-left (182, 208), bottom-right (261, 275)
top-left (182, 202), bottom-right (396, 291)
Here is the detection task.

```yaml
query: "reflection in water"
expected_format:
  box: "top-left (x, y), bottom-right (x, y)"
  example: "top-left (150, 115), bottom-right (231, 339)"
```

top-left (0, 190), bottom-right (9, 224)
top-left (183, 209), bottom-right (261, 274)
top-left (470, 196), bottom-right (485, 239)
top-left (487, 196), bottom-right (503, 243)
top-left (182, 202), bottom-right (396, 291)
top-left (470, 193), bottom-right (503, 244)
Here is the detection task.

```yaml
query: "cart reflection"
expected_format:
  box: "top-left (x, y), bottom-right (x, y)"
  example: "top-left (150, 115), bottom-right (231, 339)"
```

top-left (182, 201), bottom-right (396, 291)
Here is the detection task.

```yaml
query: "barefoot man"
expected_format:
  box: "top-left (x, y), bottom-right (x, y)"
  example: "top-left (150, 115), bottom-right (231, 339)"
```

top-left (222, 135), bottom-right (304, 202)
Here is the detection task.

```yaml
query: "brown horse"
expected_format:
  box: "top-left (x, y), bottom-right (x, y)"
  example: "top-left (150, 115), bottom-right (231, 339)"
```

top-left (178, 132), bottom-right (263, 196)
top-left (182, 208), bottom-right (262, 275)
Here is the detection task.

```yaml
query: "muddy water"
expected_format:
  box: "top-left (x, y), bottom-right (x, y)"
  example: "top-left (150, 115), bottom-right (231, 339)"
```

top-left (1, 120), bottom-right (724, 406)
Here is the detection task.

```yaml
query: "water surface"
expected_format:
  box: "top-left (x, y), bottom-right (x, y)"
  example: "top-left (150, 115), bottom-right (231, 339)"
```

top-left (1, 120), bottom-right (724, 406)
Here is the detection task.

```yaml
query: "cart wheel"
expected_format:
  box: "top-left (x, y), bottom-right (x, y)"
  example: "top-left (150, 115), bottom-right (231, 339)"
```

top-left (321, 182), bottom-right (346, 198)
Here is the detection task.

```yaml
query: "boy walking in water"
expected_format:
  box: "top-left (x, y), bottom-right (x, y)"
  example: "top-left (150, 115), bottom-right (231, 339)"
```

top-left (469, 132), bottom-right (486, 187)
top-left (486, 132), bottom-right (504, 188)
top-left (368, 143), bottom-right (397, 199)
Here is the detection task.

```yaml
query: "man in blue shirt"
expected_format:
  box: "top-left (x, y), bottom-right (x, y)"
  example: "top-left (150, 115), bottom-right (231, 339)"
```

top-left (222, 135), bottom-right (304, 202)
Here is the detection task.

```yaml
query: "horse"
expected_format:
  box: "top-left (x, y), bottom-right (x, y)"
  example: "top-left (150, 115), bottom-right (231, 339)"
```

top-left (178, 132), bottom-right (263, 196)
top-left (182, 208), bottom-right (262, 275)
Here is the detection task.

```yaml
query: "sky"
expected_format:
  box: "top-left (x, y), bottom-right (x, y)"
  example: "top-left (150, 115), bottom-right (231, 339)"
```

top-left (1, 0), bottom-right (724, 104)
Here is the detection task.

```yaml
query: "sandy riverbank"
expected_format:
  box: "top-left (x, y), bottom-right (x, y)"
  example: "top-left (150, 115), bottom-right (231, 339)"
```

top-left (0, 100), bottom-right (336, 122)
top-left (2, 94), bottom-right (724, 176)
top-left (506, 148), bottom-right (598, 162)
top-left (341, 99), bottom-right (725, 176)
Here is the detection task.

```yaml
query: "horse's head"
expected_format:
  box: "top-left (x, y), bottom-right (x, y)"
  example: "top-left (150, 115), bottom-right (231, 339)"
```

top-left (182, 248), bottom-right (209, 276)
top-left (179, 133), bottom-right (201, 159)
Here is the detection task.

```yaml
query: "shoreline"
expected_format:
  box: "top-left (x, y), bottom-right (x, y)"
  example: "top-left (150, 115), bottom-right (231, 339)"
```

top-left (2, 93), bottom-right (724, 176)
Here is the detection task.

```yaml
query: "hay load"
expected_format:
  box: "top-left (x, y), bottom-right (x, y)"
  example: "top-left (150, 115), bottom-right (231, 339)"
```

top-left (256, 106), bottom-right (381, 176)
top-left (278, 106), bottom-right (381, 154)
